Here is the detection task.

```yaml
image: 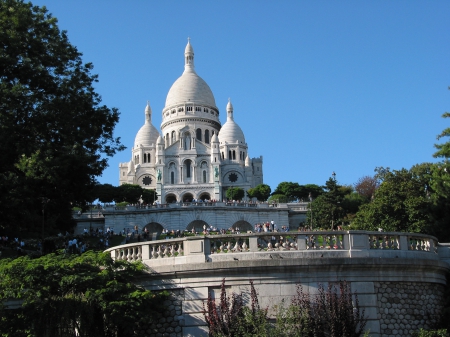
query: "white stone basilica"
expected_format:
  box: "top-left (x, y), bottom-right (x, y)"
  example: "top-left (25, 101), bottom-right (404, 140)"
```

top-left (119, 40), bottom-right (263, 203)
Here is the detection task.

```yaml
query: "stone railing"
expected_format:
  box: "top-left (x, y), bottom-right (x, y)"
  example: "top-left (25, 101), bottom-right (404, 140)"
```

top-left (105, 231), bottom-right (439, 267)
top-left (100, 201), bottom-right (299, 212)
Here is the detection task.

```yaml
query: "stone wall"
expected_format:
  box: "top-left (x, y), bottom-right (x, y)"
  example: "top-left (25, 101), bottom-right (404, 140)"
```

top-left (137, 289), bottom-right (184, 337)
top-left (375, 281), bottom-right (445, 337)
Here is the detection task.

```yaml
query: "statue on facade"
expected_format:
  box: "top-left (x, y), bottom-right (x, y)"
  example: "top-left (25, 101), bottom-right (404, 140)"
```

top-left (214, 167), bottom-right (219, 178)
top-left (157, 169), bottom-right (162, 181)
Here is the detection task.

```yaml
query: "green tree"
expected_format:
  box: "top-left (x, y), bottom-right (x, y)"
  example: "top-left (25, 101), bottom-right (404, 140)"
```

top-left (226, 187), bottom-right (245, 201)
top-left (272, 182), bottom-right (304, 201)
top-left (268, 194), bottom-right (289, 203)
top-left (94, 183), bottom-right (117, 204)
top-left (0, 251), bottom-right (164, 337)
top-left (306, 176), bottom-right (354, 229)
top-left (115, 184), bottom-right (143, 204)
top-left (0, 1), bottom-right (124, 236)
top-left (352, 167), bottom-right (431, 233)
top-left (247, 184), bottom-right (271, 201)
top-left (434, 100), bottom-right (450, 159)
top-left (141, 188), bottom-right (157, 204)
top-left (272, 182), bottom-right (323, 202)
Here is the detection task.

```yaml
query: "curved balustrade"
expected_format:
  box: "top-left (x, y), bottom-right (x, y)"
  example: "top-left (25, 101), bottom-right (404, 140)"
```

top-left (105, 231), bottom-right (439, 267)
top-left (110, 238), bottom-right (186, 262)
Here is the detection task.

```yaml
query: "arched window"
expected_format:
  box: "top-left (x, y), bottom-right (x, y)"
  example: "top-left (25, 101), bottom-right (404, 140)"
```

top-left (228, 150), bottom-right (232, 159)
top-left (233, 150), bottom-right (236, 160)
top-left (184, 132), bottom-right (191, 150)
top-left (205, 130), bottom-right (210, 144)
top-left (186, 160), bottom-right (191, 178)
top-left (196, 128), bottom-right (202, 141)
top-left (203, 170), bottom-right (207, 183)
top-left (171, 171), bottom-right (174, 184)
top-left (143, 154), bottom-right (147, 163)
top-left (147, 153), bottom-right (151, 163)
top-left (166, 133), bottom-right (169, 145)
top-left (221, 152), bottom-right (224, 159)
top-left (171, 131), bottom-right (176, 144)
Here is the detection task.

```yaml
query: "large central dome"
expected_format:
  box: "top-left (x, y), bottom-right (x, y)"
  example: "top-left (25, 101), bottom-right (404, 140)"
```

top-left (164, 40), bottom-right (216, 109)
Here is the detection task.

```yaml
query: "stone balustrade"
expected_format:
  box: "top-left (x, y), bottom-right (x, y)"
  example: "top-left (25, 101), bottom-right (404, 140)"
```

top-left (101, 201), bottom-right (300, 212)
top-left (106, 231), bottom-right (439, 268)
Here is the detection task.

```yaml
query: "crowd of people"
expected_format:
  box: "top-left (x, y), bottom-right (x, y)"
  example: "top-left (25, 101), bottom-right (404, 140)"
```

top-left (254, 220), bottom-right (289, 233)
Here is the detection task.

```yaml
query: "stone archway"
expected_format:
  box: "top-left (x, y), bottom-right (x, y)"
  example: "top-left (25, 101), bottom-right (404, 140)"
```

top-left (144, 222), bottom-right (164, 235)
top-left (182, 193), bottom-right (194, 202)
top-left (165, 193), bottom-right (177, 204)
top-left (186, 220), bottom-right (209, 233)
top-left (232, 220), bottom-right (253, 232)
top-left (198, 192), bottom-right (211, 201)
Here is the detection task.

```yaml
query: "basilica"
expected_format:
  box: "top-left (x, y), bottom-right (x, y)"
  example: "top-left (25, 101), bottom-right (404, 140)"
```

top-left (119, 40), bottom-right (263, 203)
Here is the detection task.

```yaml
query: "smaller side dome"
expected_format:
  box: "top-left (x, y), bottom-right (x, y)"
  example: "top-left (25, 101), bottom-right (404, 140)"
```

top-left (218, 99), bottom-right (246, 145)
top-left (134, 102), bottom-right (159, 147)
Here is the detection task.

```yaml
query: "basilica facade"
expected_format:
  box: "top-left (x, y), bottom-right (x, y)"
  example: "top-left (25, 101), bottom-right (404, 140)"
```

top-left (119, 40), bottom-right (263, 203)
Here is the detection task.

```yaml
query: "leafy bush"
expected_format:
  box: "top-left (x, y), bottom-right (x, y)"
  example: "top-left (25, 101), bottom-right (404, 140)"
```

top-left (412, 329), bottom-right (449, 337)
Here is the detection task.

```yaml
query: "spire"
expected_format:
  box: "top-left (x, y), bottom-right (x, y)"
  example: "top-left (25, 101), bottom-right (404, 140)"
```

top-left (145, 101), bottom-right (152, 124)
top-left (184, 37), bottom-right (195, 72)
top-left (226, 98), bottom-right (234, 120)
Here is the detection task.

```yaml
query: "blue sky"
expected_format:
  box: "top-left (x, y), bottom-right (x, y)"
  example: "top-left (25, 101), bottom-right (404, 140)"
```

top-left (33, 0), bottom-right (450, 191)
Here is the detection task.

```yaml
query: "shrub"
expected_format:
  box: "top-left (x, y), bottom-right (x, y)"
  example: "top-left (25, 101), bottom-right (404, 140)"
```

top-left (412, 329), bottom-right (449, 337)
top-left (203, 279), bottom-right (269, 337)
top-left (273, 281), bottom-right (367, 337)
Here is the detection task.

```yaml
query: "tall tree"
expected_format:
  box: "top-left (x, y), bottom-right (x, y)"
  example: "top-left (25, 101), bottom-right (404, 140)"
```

top-left (272, 182), bottom-right (323, 201)
top-left (247, 184), bottom-right (271, 202)
top-left (434, 94), bottom-right (450, 159)
top-left (226, 187), bottom-right (245, 201)
top-left (352, 167), bottom-right (431, 233)
top-left (0, 251), bottom-right (165, 336)
top-left (307, 176), bottom-right (355, 229)
top-left (0, 1), bottom-right (124, 235)
top-left (116, 184), bottom-right (143, 204)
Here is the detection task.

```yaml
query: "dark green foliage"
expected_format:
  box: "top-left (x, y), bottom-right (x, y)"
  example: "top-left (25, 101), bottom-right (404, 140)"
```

top-left (433, 100), bottom-right (450, 159)
top-left (226, 187), bottom-right (245, 201)
top-left (0, 0), bottom-right (124, 235)
top-left (268, 194), bottom-right (289, 203)
top-left (0, 251), bottom-right (164, 337)
top-left (115, 184), bottom-right (143, 204)
top-left (306, 176), bottom-right (356, 229)
top-left (273, 282), bottom-right (367, 337)
top-left (94, 183), bottom-right (117, 203)
top-left (272, 182), bottom-right (323, 201)
top-left (247, 184), bottom-right (271, 201)
top-left (352, 166), bottom-right (431, 233)
top-left (141, 188), bottom-right (157, 204)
